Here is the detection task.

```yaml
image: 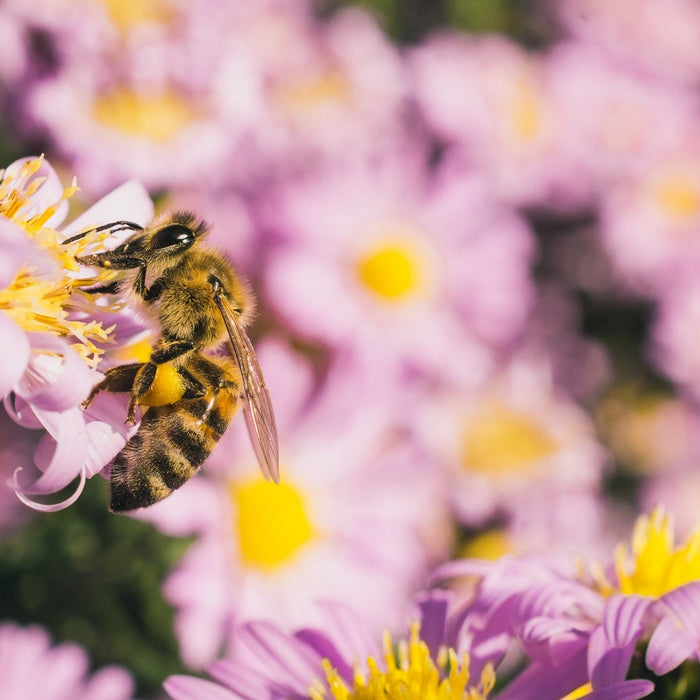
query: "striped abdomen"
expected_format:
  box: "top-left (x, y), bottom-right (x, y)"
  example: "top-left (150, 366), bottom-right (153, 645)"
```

top-left (110, 385), bottom-right (238, 512)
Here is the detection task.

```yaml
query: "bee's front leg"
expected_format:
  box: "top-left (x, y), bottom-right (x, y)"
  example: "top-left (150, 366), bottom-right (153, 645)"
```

top-left (82, 363), bottom-right (143, 409)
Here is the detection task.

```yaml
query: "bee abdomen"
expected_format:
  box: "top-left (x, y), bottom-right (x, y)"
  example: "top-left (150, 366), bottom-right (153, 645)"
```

top-left (109, 392), bottom-right (236, 512)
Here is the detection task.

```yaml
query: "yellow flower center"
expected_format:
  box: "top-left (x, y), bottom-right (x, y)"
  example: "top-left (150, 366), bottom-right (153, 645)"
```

top-left (101, 0), bottom-right (174, 29)
top-left (460, 529), bottom-right (512, 561)
top-left (356, 230), bottom-right (433, 303)
top-left (460, 401), bottom-right (559, 475)
top-left (507, 78), bottom-right (543, 143)
top-left (613, 508), bottom-right (700, 597)
top-left (561, 684), bottom-right (593, 700)
top-left (654, 171), bottom-right (700, 220)
top-left (92, 87), bottom-right (196, 142)
top-left (231, 477), bottom-right (314, 570)
top-left (0, 157), bottom-right (115, 367)
top-left (275, 68), bottom-right (351, 119)
top-left (309, 624), bottom-right (495, 700)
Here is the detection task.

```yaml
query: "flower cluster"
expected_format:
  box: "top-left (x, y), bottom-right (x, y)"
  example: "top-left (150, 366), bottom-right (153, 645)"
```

top-left (3, 1), bottom-right (700, 699)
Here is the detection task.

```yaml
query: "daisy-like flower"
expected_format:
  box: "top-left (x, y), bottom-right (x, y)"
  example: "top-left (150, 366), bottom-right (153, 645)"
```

top-left (0, 155), bottom-right (153, 512)
top-left (558, 0), bottom-right (700, 86)
top-left (135, 341), bottom-right (451, 668)
top-left (0, 621), bottom-right (134, 700)
top-left (261, 148), bottom-right (534, 378)
top-left (164, 594), bottom-right (495, 700)
top-left (436, 507), bottom-right (700, 699)
top-left (408, 33), bottom-right (580, 208)
top-left (413, 352), bottom-right (607, 540)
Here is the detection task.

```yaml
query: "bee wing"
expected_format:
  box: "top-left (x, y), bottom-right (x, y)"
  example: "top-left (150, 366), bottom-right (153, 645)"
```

top-left (215, 293), bottom-right (280, 484)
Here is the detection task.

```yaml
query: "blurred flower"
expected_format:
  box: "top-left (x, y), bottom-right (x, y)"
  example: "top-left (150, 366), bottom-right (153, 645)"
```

top-left (599, 143), bottom-right (700, 293)
top-left (212, 5), bottom-right (408, 180)
top-left (548, 42), bottom-right (698, 196)
top-left (651, 275), bottom-right (700, 399)
top-left (413, 352), bottom-right (607, 547)
top-left (0, 621), bottom-right (134, 700)
top-left (559, 0), bottom-right (700, 86)
top-left (164, 594), bottom-right (495, 700)
top-left (0, 155), bottom-right (153, 512)
top-left (409, 33), bottom-right (578, 208)
top-left (137, 341), bottom-right (452, 668)
top-left (261, 149), bottom-right (534, 379)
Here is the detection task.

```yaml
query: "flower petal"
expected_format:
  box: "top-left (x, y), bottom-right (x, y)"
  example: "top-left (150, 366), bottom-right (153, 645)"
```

top-left (61, 179), bottom-right (154, 241)
top-left (646, 582), bottom-right (700, 674)
top-left (6, 157), bottom-right (70, 227)
top-left (586, 679), bottom-right (654, 700)
top-left (0, 314), bottom-right (30, 399)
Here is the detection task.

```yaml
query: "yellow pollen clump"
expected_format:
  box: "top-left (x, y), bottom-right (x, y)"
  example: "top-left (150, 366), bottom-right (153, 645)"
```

top-left (232, 477), bottom-right (314, 570)
top-left (614, 507), bottom-right (700, 597)
top-left (654, 172), bottom-right (700, 220)
top-left (460, 400), bottom-right (558, 475)
top-left (92, 87), bottom-right (196, 142)
top-left (308, 623), bottom-right (495, 700)
top-left (101, 0), bottom-right (174, 29)
top-left (356, 239), bottom-right (426, 302)
top-left (137, 362), bottom-right (185, 407)
top-left (0, 156), bottom-right (115, 368)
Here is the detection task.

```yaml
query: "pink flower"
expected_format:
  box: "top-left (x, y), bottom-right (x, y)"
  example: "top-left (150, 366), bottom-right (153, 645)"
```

top-left (135, 341), bottom-right (451, 668)
top-left (409, 33), bottom-right (579, 207)
top-left (261, 148), bottom-right (535, 378)
top-left (0, 156), bottom-right (153, 512)
top-left (0, 621), bottom-right (134, 700)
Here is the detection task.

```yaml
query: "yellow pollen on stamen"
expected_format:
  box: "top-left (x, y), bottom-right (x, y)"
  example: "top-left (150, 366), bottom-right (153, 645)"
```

top-left (0, 156), bottom-right (116, 368)
top-left (231, 476), bottom-right (314, 570)
top-left (310, 623), bottom-right (495, 700)
top-left (92, 87), bottom-right (197, 142)
top-left (460, 400), bottom-right (559, 476)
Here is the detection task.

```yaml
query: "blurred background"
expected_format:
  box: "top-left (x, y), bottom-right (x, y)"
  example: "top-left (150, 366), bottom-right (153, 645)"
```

top-left (3, 0), bottom-right (700, 696)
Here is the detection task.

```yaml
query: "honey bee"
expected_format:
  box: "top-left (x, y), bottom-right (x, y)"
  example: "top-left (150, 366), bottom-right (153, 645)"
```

top-left (66, 211), bottom-right (279, 512)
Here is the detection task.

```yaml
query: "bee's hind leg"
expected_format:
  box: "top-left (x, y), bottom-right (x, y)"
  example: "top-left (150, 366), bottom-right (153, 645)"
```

top-left (82, 363), bottom-right (143, 409)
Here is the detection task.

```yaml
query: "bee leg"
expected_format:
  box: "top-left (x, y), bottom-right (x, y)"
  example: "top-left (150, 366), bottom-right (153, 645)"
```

top-left (82, 363), bottom-right (143, 409)
top-left (83, 281), bottom-right (121, 295)
top-left (150, 340), bottom-right (195, 364)
top-left (126, 362), bottom-right (158, 423)
top-left (188, 354), bottom-right (239, 391)
top-left (178, 367), bottom-right (208, 399)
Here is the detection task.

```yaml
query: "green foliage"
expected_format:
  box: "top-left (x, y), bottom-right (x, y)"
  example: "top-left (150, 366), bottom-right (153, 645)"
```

top-left (0, 478), bottom-right (193, 698)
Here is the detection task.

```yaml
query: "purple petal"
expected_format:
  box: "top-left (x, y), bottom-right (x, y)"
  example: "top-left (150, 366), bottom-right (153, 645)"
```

top-left (294, 628), bottom-right (353, 685)
top-left (0, 314), bottom-right (30, 399)
top-left (587, 679), bottom-right (655, 700)
top-left (415, 589), bottom-right (451, 658)
top-left (497, 648), bottom-right (589, 700)
top-left (646, 582), bottom-right (700, 674)
top-left (589, 596), bottom-right (650, 689)
top-left (164, 676), bottom-right (240, 700)
top-left (205, 660), bottom-right (272, 700)
top-left (81, 667), bottom-right (135, 700)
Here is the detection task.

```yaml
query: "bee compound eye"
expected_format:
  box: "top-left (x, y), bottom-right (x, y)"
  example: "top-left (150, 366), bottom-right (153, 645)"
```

top-left (151, 224), bottom-right (195, 250)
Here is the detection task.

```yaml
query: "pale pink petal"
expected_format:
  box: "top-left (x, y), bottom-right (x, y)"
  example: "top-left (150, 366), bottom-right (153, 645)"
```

top-left (0, 314), bottom-right (30, 399)
top-left (81, 666), bottom-right (135, 700)
top-left (61, 179), bottom-right (154, 240)
top-left (0, 218), bottom-right (50, 288)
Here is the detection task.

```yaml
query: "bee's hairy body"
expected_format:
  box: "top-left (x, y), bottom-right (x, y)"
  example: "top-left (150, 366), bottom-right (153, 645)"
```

top-left (76, 210), bottom-right (279, 512)
top-left (110, 354), bottom-right (240, 512)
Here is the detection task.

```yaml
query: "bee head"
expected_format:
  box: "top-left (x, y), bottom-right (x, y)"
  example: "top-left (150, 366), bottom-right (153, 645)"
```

top-left (77, 211), bottom-right (208, 270)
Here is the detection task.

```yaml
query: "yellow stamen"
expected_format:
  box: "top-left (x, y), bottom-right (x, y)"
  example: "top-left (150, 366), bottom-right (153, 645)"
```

top-left (275, 68), bottom-right (350, 118)
top-left (508, 78), bottom-right (542, 143)
top-left (101, 0), bottom-right (174, 29)
top-left (654, 172), bottom-right (700, 220)
top-left (311, 623), bottom-right (495, 700)
top-left (0, 157), bottom-right (117, 368)
top-left (231, 477), bottom-right (314, 570)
